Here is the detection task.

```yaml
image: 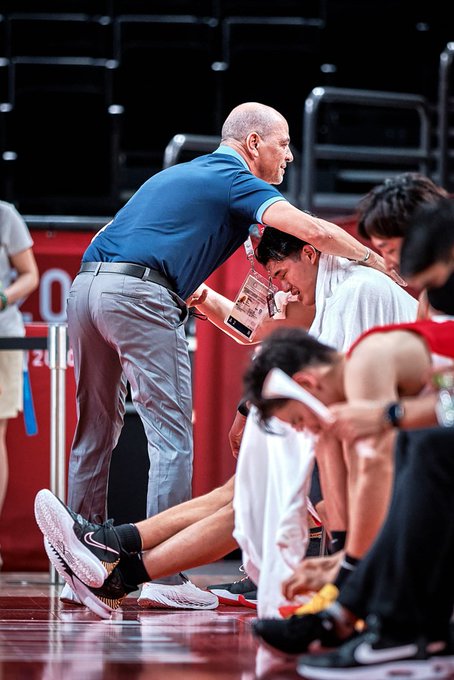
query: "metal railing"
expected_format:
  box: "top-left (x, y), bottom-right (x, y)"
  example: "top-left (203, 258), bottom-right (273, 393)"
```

top-left (437, 42), bottom-right (454, 189)
top-left (163, 133), bottom-right (220, 169)
top-left (302, 86), bottom-right (432, 213)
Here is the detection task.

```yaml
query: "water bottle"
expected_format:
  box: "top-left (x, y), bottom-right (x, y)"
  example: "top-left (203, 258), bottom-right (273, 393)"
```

top-left (434, 371), bottom-right (454, 427)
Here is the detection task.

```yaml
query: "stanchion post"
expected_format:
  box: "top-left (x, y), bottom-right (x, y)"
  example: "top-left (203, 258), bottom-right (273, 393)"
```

top-left (48, 323), bottom-right (68, 584)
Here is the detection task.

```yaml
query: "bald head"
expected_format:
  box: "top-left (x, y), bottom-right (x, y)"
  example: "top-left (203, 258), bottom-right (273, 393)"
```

top-left (221, 102), bottom-right (287, 143)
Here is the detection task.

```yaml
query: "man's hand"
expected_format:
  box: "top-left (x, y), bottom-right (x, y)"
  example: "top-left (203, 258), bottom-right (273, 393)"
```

top-left (281, 551), bottom-right (344, 599)
top-left (362, 250), bottom-right (407, 287)
top-left (326, 400), bottom-right (386, 443)
top-left (185, 286), bottom-right (208, 308)
top-left (229, 410), bottom-right (247, 459)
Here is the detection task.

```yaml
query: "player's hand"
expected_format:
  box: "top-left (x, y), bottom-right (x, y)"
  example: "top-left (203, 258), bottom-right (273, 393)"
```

top-left (362, 250), bottom-right (407, 287)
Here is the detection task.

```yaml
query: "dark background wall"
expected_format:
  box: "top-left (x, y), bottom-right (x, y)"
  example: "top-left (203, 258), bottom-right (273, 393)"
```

top-left (0, 0), bottom-right (452, 217)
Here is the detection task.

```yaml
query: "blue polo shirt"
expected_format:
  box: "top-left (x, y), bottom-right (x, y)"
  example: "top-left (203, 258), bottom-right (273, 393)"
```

top-left (83, 146), bottom-right (286, 299)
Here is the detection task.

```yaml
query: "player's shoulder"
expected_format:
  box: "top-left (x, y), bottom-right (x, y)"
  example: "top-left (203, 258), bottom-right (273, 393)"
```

top-left (344, 262), bottom-right (408, 295)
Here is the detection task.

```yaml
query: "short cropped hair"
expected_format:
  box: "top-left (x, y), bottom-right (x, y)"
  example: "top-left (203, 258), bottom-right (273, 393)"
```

top-left (242, 327), bottom-right (336, 428)
top-left (255, 226), bottom-right (311, 267)
top-left (221, 102), bottom-right (284, 143)
top-left (356, 172), bottom-right (448, 240)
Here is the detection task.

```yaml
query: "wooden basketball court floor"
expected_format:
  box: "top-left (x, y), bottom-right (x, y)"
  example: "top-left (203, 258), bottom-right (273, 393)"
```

top-left (0, 562), bottom-right (302, 680)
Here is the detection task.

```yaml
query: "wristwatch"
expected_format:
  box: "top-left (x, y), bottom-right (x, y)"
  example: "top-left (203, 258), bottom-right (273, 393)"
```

top-left (237, 399), bottom-right (250, 417)
top-left (383, 401), bottom-right (405, 428)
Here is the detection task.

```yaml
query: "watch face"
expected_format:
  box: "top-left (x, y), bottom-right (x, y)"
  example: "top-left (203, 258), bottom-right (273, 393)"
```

top-left (396, 404), bottom-right (404, 420)
top-left (392, 403), bottom-right (404, 425)
top-left (385, 402), bottom-right (403, 427)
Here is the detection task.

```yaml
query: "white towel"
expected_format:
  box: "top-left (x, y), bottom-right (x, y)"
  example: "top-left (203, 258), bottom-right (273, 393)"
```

top-left (310, 255), bottom-right (418, 350)
top-left (233, 256), bottom-right (418, 620)
top-left (234, 413), bottom-right (316, 618)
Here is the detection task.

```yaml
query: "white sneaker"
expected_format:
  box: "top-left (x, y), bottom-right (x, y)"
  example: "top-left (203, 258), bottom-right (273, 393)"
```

top-left (138, 580), bottom-right (219, 610)
top-left (60, 582), bottom-right (83, 605)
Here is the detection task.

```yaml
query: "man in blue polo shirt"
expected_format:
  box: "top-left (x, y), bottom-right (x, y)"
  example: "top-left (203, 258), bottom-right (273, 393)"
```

top-left (64, 101), bottom-right (387, 610)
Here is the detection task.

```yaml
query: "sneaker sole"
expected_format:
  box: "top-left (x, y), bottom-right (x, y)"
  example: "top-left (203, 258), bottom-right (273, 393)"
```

top-left (44, 539), bottom-right (113, 620)
top-left (238, 594), bottom-right (257, 610)
top-left (138, 595), bottom-right (219, 610)
top-left (60, 592), bottom-right (84, 606)
top-left (35, 489), bottom-right (107, 588)
top-left (296, 658), bottom-right (453, 679)
top-left (138, 583), bottom-right (219, 611)
top-left (206, 588), bottom-right (242, 606)
top-left (137, 597), bottom-right (218, 610)
top-left (216, 595), bottom-right (244, 606)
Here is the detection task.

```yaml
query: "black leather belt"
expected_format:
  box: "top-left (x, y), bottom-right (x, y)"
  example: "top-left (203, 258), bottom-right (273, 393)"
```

top-left (78, 262), bottom-right (174, 291)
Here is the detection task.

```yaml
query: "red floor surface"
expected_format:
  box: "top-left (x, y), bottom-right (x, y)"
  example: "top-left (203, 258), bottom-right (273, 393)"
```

top-left (0, 570), bottom-right (301, 680)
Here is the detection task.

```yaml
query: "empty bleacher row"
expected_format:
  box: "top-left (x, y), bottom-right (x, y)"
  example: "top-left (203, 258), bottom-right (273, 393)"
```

top-left (0, 1), bottom-right (452, 216)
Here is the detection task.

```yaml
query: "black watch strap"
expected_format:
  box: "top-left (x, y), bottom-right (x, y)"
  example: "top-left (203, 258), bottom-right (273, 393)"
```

top-left (237, 399), bottom-right (250, 417)
top-left (383, 401), bottom-right (404, 427)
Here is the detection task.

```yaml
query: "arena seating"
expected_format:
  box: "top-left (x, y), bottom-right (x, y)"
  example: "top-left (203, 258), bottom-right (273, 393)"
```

top-left (0, 1), bottom-right (452, 214)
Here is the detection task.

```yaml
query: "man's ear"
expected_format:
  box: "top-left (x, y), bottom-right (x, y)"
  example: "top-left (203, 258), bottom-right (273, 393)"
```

top-left (246, 132), bottom-right (260, 154)
top-left (301, 244), bottom-right (318, 263)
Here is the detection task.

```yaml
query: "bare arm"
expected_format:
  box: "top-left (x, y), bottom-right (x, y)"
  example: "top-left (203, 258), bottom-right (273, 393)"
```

top-left (3, 248), bottom-right (39, 306)
top-left (326, 333), bottom-right (433, 442)
top-left (263, 202), bottom-right (388, 276)
top-left (187, 284), bottom-right (315, 344)
top-left (187, 284), bottom-right (256, 344)
top-left (327, 393), bottom-right (439, 443)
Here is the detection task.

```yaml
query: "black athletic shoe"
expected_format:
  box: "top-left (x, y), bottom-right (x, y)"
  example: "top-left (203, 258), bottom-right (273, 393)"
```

top-left (296, 626), bottom-right (454, 679)
top-left (207, 573), bottom-right (257, 606)
top-left (35, 488), bottom-right (121, 587)
top-left (45, 539), bottom-right (136, 619)
top-left (253, 610), bottom-right (353, 656)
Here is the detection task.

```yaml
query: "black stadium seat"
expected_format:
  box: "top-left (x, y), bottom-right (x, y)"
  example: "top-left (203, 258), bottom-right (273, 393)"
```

top-left (8, 57), bottom-right (123, 215)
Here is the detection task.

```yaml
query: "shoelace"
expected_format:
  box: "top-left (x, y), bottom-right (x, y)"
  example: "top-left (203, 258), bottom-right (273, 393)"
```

top-left (90, 516), bottom-right (117, 544)
top-left (101, 518), bottom-right (116, 540)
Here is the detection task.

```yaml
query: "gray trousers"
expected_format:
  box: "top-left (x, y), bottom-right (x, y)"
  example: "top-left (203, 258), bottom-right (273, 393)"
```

top-left (66, 271), bottom-right (193, 542)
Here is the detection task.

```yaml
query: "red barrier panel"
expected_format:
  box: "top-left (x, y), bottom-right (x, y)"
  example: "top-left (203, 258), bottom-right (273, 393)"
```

top-left (20, 229), bottom-right (94, 324)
